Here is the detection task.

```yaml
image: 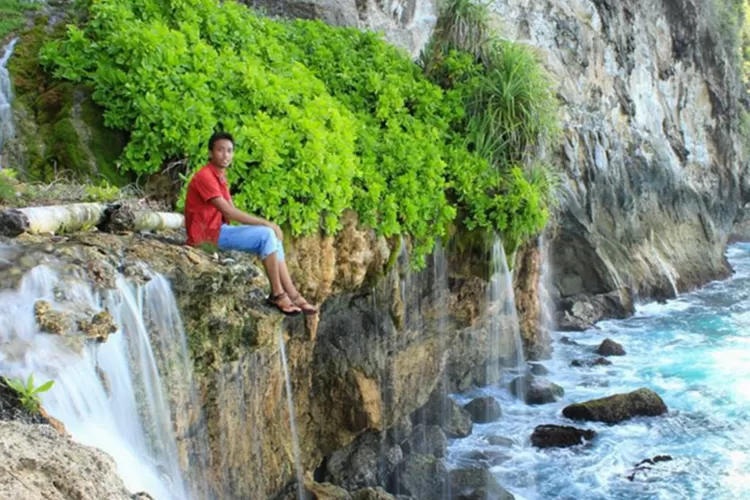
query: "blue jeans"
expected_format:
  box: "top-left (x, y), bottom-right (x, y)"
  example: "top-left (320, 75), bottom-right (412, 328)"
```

top-left (217, 224), bottom-right (285, 261)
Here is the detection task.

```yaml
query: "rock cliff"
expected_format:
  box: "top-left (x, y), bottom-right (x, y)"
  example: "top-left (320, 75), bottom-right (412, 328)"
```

top-left (260, 0), bottom-right (748, 322)
top-left (489, 0), bottom-right (747, 316)
top-left (2, 220), bottom-right (527, 498)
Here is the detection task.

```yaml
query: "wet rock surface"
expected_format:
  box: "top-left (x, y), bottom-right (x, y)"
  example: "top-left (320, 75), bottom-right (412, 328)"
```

top-left (563, 388), bottom-right (669, 423)
top-left (448, 468), bottom-right (516, 500)
top-left (393, 454), bottom-right (447, 500)
top-left (530, 425), bottom-right (596, 449)
top-left (597, 338), bottom-right (626, 356)
top-left (463, 397), bottom-right (502, 424)
top-left (509, 374), bottom-right (565, 405)
top-left (571, 357), bottom-right (613, 368)
top-left (0, 421), bottom-right (136, 499)
top-left (402, 424), bottom-right (447, 458)
top-left (323, 431), bottom-right (403, 491)
top-left (411, 387), bottom-right (472, 438)
top-left (627, 455), bottom-right (674, 481)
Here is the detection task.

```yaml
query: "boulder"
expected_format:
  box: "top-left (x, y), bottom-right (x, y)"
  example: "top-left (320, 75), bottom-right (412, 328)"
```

top-left (530, 425), bottom-right (596, 448)
top-left (556, 292), bottom-right (634, 332)
top-left (448, 468), bottom-right (515, 500)
top-left (562, 388), bottom-right (668, 424)
top-left (402, 424), bottom-right (447, 458)
top-left (570, 357), bottom-right (612, 367)
top-left (463, 397), bottom-right (502, 423)
top-left (323, 431), bottom-right (403, 490)
top-left (528, 363), bottom-right (550, 376)
top-left (487, 436), bottom-right (515, 447)
top-left (411, 388), bottom-right (472, 438)
top-left (508, 375), bottom-right (564, 405)
top-left (393, 454), bottom-right (447, 500)
top-left (597, 338), bottom-right (626, 356)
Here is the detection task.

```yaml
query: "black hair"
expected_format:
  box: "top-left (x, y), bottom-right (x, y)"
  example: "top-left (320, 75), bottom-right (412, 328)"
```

top-left (208, 131), bottom-right (234, 151)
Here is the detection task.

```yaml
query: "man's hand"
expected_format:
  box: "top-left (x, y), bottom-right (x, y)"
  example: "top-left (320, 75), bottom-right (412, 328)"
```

top-left (268, 222), bottom-right (284, 242)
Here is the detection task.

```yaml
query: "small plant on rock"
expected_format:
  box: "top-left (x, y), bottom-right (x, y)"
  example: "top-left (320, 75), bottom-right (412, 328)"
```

top-left (4, 374), bottom-right (55, 414)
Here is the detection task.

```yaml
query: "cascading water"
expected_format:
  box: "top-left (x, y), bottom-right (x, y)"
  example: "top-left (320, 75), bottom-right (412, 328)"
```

top-left (538, 235), bottom-right (556, 334)
top-left (0, 259), bottom-right (211, 499)
top-left (485, 237), bottom-right (525, 384)
top-left (278, 329), bottom-right (305, 500)
top-left (652, 245), bottom-right (679, 298)
top-left (0, 38), bottom-right (17, 168)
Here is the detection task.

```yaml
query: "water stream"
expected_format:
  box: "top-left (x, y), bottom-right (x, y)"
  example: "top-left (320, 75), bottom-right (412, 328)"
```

top-left (447, 242), bottom-right (750, 499)
top-left (0, 38), bottom-right (17, 168)
top-left (485, 236), bottom-right (525, 384)
top-left (0, 262), bottom-right (211, 499)
top-left (278, 329), bottom-right (305, 500)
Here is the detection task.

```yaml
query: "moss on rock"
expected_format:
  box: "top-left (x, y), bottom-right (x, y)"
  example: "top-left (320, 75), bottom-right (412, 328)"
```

top-left (6, 18), bottom-right (129, 185)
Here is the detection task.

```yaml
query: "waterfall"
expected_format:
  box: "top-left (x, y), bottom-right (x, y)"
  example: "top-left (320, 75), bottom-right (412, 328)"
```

top-left (485, 237), bottom-right (524, 384)
top-left (0, 262), bottom-right (211, 499)
top-left (538, 235), bottom-right (556, 335)
top-left (0, 38), bottom-right (17, 168)
top-left (278, 329), bottom-right (304, 500)
top-left (651, 244), bottom-right (679, 298)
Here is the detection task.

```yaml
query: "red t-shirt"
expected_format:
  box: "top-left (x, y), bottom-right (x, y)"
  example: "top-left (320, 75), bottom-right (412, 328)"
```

top-left (184, 163), bottom-right (231, 246)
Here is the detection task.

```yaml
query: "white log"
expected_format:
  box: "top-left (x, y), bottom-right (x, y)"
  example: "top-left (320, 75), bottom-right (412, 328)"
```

top-left (0, 203), bottom-right (184, 236)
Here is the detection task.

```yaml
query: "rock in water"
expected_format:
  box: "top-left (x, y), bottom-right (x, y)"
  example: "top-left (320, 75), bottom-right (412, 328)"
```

top-left (403, 424), bottom-right (448, 458)
top-left (562, 388), bottom-right (668, 423)
top-left (411, 388), bottom-right (472, 438)
top-left (509, 375), bottom-right (565, 405)
top-left (463, 397), bottom-right (502, 423)
top-left (448, 468), bottom-right (515, 500)
top-left (0, 421), bottom-right (136, 499)
top-left (530, 425), bottom-right (596, 448)
top-left (571, 357), bottom-right (613, 367)
top-left (528, 363), bottom-right (550, 375)
top-left (394, 454), bottom-right (447, 500)
top-left (627, 455), bottom-right (674, 481)
top-left (597, 338), bottom-right (626, 356)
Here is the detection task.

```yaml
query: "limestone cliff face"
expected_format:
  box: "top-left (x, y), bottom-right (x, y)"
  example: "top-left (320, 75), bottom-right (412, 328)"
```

top-left (489, 0), bottom-right (747, 310)
top-left (269, 0), bottom-right (748, 320)
top-left (246, 0), bottom-right (437, 57)
top-left (3, 224), bottom-right (520, 498)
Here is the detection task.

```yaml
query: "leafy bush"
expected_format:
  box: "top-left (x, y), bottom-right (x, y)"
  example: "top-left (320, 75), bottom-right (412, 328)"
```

top-left (41, 0), bottom-right (466, 263)
top-left (42, 0), bottom-right (560, 263)
top-left (423, 0), bottom-right (561, 253)
top-left (4, 374), bottom-right (54, 414)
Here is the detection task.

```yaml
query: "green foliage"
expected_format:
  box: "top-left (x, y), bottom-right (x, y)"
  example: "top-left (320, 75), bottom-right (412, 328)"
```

top-left (0, 0), bottom-right (38, 38)
top-left (41, 0), bottom-right (466, 264)
top-left (423, 0), bottom-right (561, 254)
top-left (0, 169), bottom-right (20, 204)
top-left (84, 182), bottom-right (120, 202)
top-left (41, 0), bottom-right (560, 263)
top-left (4, 374), bottom-right (54, 415)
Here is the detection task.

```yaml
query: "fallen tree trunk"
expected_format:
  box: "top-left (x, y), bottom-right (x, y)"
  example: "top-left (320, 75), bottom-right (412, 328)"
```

top-left (98, 205), bottom-right (184, 233)
top-left (0, 203), bottom-right (184, 237)
top-left (0, 203), bottom-right (108, 237)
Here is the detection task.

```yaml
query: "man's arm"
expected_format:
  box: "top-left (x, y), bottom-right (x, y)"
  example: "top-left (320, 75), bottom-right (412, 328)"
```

top-left (210, 197), bottom-right (283, 241)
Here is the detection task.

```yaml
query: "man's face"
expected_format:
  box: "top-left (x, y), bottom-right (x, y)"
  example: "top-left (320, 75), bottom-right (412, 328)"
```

top-left (210, 139), bottom-right (234, 169)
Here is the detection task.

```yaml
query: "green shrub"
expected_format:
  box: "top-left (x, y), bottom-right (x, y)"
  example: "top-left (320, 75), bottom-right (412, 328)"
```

top-left (41, 0), bottom-right (466, 263)
top-left (4, 374), bottom-right (54, 414)
top-left (423, 0), bottom-right (561, 253)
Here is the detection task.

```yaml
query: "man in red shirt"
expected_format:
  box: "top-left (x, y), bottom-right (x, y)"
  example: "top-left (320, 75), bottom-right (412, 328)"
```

top-left (184, 132), bottom-right (316, 316)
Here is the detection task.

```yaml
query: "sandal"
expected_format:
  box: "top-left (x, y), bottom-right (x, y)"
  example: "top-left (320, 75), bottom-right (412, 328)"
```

top-left (289, 293), bottom-right (318, 316)
top-left (266, 292), bottom-right (302, 316)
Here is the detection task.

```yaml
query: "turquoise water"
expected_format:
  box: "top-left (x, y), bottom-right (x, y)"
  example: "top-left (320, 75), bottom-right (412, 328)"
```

top-left (448, 243), bottom-right (750, 499)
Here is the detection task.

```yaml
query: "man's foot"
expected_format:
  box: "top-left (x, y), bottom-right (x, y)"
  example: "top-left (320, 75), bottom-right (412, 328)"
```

top-left (266, 292), bottom-right (302, 316)
top-left (289, 293), bottom-right (318, 316)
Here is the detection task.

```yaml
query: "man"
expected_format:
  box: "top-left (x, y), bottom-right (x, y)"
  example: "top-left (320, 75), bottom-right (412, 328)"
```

top-left (184, 131), bottom-right (317, 316)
